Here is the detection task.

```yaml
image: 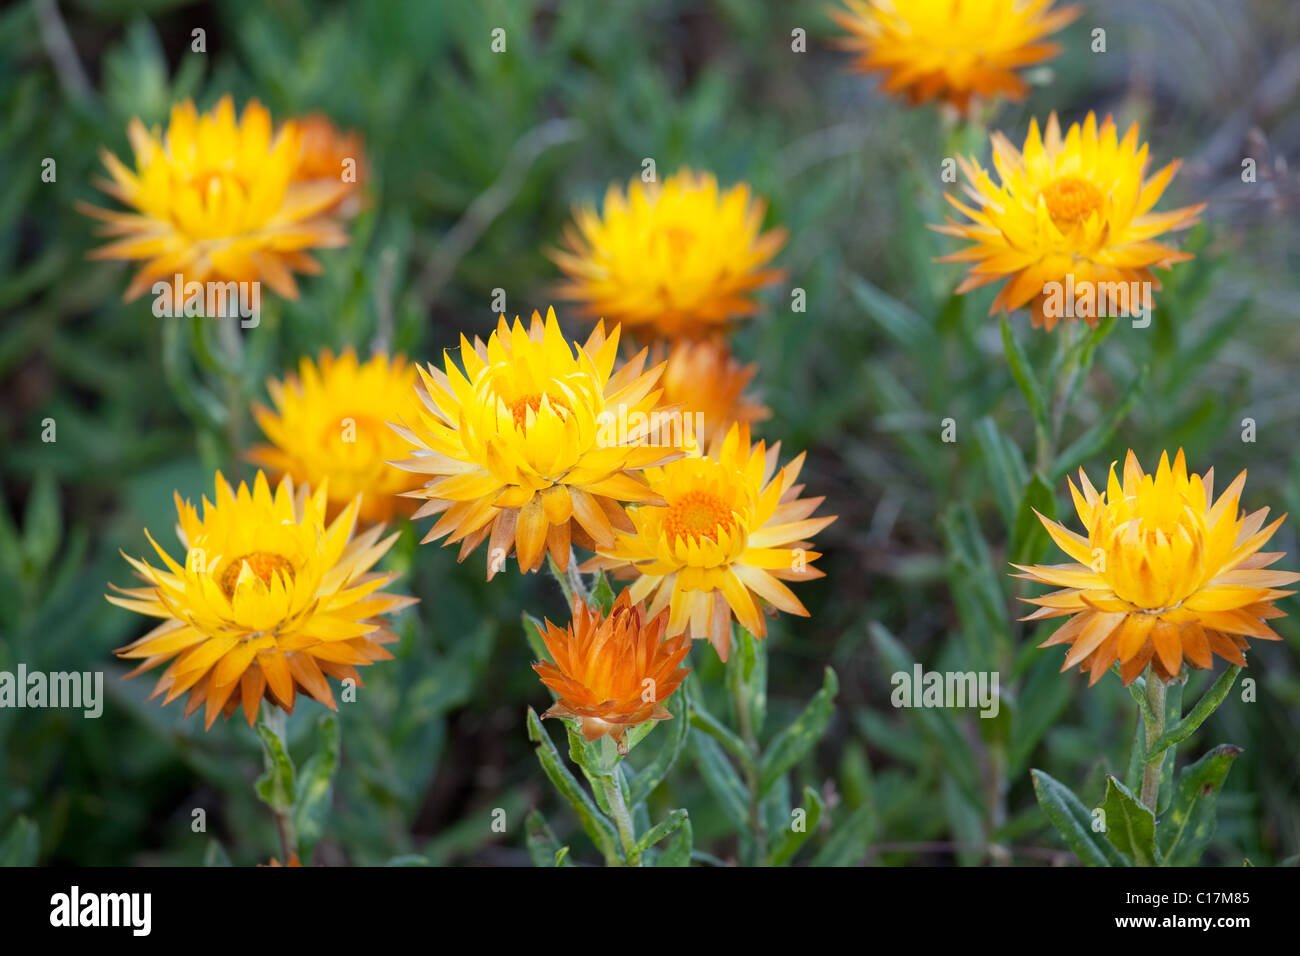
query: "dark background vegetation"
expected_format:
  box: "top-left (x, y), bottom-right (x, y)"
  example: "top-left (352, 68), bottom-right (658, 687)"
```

top-left (1, 0), bottom-right (1297, 865)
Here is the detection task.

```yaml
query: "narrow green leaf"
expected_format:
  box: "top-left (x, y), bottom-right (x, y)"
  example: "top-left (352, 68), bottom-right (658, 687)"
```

top-left (526, 708), bottom-right (618, 862)
top-left (1001, 315), bottom-right (1048, 430)
top-left (974, 416), bottom-right (1029, 528)
top-left (1148, 667), bottom-right (1241, 760)
top-left (847, 274), bottom-right (927, 351)
top-left (758, 667), bottom-right (838, 796)
top-left (525, 809), bottom-right (572, 867)
top-left (628, 683), bottom-right (691, 806)
top-left (1010, 473), bottom-right (1056, 567)
top-left (1031, 769), bottom-right (1128, 867)
top-left (657, 814), bottom-right (693, 867)
top-left (1100, 775), bottom-right (1160, 866)
top-left (1158, 744), bottom-right (1242, 866)
top-left (811, 800), bottom-right (875, 867)
top-left (291, 713), bottom-right (340, 859)
top-left (589, 570), bottom-right (616, 613)
top-left (202, 839), bottom-right (231, 867)
top-left (0, 816), bottom-right (39, 866)
top-left (635, 808), bottom-right (688, 853)
top-left (255, 723), bottom-right (297, 814)
top-left (768, 785), bottom-right (824, 866)
top-left (1050, 364), bottom-right (1149, 480)
top-left (21, 472), bottom-right (60, 574)
top-left (692, 733), bottom-right (749, 832)
top-left (725, 624), bottom-right (767, 736)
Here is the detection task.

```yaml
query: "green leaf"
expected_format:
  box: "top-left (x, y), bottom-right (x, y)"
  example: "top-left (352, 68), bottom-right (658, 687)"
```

top-left (758, 667), bottom-right (838, 796)
top-left (255, 722), bottom-right (297, 814)
top-left (974, 416), bottom-right (1029, 528)
top-left (628, 683), bottom-right (691, 806)
top-left (525, 809), bottom-right (573, 867)
top-left (656, 814), bottom-right (693, 867)
top-left (725, 624), bottom-right (767, 736)
top-left (0, 816), bottom-right (39, 866)
top-left (847, 274), bottom-right (927, 352)
top-left (692, 733), bottom-right (749, 832)
top-left (1050, 364), bottom-right (1149, 480)
top-left (635, 808), bottom-right (688, 853)
top-left (1031, 769), bottom-right (1128, 867)
top-left (1158, 744), bottom-right (1242, 866)
top-left (522, 612), bottom-right (550, 663)
top-left (1100, 775), bottom-right (1160, 866)
top-left (202, 839), bottom-right (231, 867)
top-left (1009, 472), bottom-right (1056, 567)
top-left (526, 708), bottom-right (618, 863)
top-left (1148, 666), bottom-right (1241, 760)
top-left (768, 785), bottom-right (824, 866)
top-left (384, 854), bottom-right (430, 866)
top-left (21, 472), bottom-right (61, 574)
top-left (1001, 315), bottom-right (1048, 431)
top-left (589, 570), bottom-right (616, 613)
top-left (689, 691), bottom-right (752, 772)
top-left (291, 713), bottom-right (341, 860)
top-left (811, 800), bottom-right (876, 867)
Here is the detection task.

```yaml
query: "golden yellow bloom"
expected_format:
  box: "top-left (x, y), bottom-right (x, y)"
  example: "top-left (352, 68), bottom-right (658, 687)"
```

top-left (389, 307), bottom-right (681, 578)
top-left (829, 0), bottom-right (1079, 113)
top-left (110, 471), bottom-right (413, 728)
top-left (935, 112), bottom-right (1206, 329)
top-left (551, 169), bottom-right (786, 340)
top-left (81, 96), bottom-right (349, 301)
top-left (654, 338), bottom-right (770, 448)
top-left (261, 854), bottom-right (304, 867)
top-left (250, 349), bottom-right (419, 524)
top-left (1016, 450), bottom-right (1296, 686)
top-left (534, 589), bottom-right (692, 753)
top-left (290, 113), bottom-right (367, 217)
top-left (583, 424), bottom-right (836, 661)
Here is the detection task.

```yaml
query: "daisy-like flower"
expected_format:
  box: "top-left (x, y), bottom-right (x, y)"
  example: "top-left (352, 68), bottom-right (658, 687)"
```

top-left (533, 589), bottom-right (691, 753)
top-left (583, 424), bottom-right (836, 660)
top-left (290, 113), bottom-right (367, 217)
top-left (80, 96), bottom-right (349, 301)
top-left (249, 349), bottom-right (419, 524)
top-left (828, 0), bottom-right (1080, 113)
top-left (1016, 450), bottom-right (1296, 686)
top-left (109, 471), bottom-right (413, 728)
top-left (389, 307), bottom-right (681, 578)
top-left (550, 169), bottom-right (786, 340)
top-left (934, 112), bottom-right (1206, 329)
top-left (654, 338), bottom-right (770, 448)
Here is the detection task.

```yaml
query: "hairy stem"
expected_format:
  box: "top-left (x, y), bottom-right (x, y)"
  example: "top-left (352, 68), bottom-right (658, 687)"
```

top-left (1140, 671), bottom-right (1168, 811)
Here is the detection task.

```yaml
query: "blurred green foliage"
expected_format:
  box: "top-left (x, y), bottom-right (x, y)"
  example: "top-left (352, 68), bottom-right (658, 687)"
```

top-left (1, 0), bottom-right (1298, 865)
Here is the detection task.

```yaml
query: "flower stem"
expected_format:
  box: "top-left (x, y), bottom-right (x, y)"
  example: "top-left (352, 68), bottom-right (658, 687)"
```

top-left (730, 672), bottom-right (769, 866)
top-left (598, 771), bottom-right (641, 866)
top-left (1140, 671), bottom-right (1168, 811)
top-left (546, 547), bottom-right (589, 608)
top-left (218, 317), bottom-right (244, 469)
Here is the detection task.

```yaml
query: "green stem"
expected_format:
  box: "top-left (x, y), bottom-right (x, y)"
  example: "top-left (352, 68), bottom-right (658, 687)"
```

top-left (598, 771), bottom-right (640, 866)
top-left (730, 674), bottom-right (769, 866)
top-left (1140, 670), bottom-right (1168, 811)
top-left (546, 548), bottom-right (589, 608)
top-left (218, 318), bottom-right (244, 468)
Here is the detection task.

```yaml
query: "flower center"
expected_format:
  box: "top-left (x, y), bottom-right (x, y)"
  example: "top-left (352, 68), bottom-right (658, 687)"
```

top-left (1040, 176), bottom-right (1104, 228)
top-left (657, 225), bottom-right (696, 267)
top-left (664, 490), bottom-right (734, 543)
top-left (219, 551), bottom-right (296, 598)
top-left (507, 392), bottom-right (570, 431)
top-left (321, 412), bottom-right (384, 460)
